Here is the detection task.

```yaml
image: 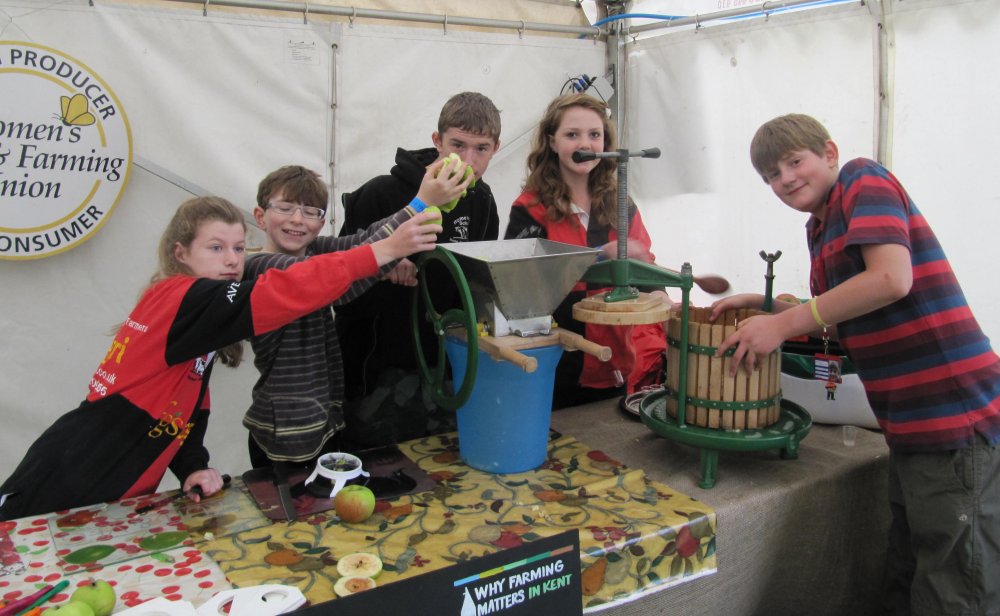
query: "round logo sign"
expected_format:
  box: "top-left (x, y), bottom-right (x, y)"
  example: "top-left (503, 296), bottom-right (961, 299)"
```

top-left (0, 41), bottom-right (132, 260)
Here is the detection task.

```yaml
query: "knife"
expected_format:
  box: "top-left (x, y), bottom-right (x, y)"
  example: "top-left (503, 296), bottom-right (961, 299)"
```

top-left (272, 463), bottom-right (297, 522)
top-left (135, 474), bottom-right (231, 514)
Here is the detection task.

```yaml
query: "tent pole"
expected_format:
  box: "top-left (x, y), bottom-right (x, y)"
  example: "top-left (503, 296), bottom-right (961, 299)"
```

top-left (327, 32), bottom-right (341, 233)
top-left (162, 0), bottom-right (603, 37)
top-left (870, 0), bottom-right (894, 167)
top-left (607, 1), bottom-right (627, 147)
top-left (626, 0), bottom-right (858, 35)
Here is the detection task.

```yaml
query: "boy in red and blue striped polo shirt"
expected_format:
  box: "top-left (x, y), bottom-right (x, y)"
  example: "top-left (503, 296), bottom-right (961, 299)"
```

top-left (712, 114), bottom-right (1000, 615)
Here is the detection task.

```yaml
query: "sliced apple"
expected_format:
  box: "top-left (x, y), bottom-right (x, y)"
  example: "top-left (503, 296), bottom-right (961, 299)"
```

top-left (334, 576), bottom-right (376, 597)
top-left (337, 552), bottom-right (383, 579)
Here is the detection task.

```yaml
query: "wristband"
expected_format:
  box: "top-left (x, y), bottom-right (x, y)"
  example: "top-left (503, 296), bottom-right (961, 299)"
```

top-left (409, 196), bottom-right (428, 212)
top-left (809, 298), bottom-right (830, 329)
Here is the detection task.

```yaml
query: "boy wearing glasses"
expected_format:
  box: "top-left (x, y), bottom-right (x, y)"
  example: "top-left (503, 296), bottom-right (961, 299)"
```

top-left (242, 163), bottom-right (468, 469)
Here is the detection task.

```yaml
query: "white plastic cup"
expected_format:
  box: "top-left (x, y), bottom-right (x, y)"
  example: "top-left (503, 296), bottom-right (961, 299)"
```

top-left (842, 425), bottom-right (858, 447)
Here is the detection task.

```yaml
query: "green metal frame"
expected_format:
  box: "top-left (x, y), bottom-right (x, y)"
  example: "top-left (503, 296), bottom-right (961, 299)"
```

top-left (639, 395), bottom-right (813, 489)
top-left (412, 247), bottom-right (479, 411)
top-left (581, 257), bottom-right (689, 303)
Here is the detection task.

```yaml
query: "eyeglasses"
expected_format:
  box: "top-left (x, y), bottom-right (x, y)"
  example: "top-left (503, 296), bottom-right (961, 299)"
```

top-left (266, 201), bottom-right (326, 220)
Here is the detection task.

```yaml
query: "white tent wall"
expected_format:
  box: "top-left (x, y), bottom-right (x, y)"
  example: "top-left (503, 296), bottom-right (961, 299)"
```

top-left (332, 25), bottom-right (606, 232)
top-left (628, 0), bottom-right (1000, 329)
top-left (627, 2), bottom-right (876, 306)
top-left (890, 0), bottom-right (1000, 323)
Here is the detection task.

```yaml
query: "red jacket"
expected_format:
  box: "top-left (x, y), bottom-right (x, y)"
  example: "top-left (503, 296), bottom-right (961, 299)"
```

top-left (0, 246), bottom-right (378, 520)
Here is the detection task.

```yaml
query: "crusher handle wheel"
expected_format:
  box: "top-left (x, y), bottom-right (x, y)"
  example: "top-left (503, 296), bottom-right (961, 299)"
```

top-left (411, 246), bottom-right (478, 411)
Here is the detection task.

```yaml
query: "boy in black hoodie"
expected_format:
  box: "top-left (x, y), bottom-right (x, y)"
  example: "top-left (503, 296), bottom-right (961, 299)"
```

top-left (335, 92), bottom-right (501, 448)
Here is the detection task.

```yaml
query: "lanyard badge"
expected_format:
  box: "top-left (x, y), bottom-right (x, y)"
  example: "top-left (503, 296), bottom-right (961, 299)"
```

top-left (814, 327), bottom-right (842, 400)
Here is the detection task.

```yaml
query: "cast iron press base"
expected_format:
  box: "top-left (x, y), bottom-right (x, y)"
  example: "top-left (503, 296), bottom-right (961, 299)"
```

top-left (639, 394), bottom-right (812, 489)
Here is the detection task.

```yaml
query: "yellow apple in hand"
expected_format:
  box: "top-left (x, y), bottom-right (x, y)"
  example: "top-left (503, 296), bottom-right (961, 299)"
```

top-left (437, 153), bottom-right (477, 212)
top-left (421, 205), bottom-right (442, 226)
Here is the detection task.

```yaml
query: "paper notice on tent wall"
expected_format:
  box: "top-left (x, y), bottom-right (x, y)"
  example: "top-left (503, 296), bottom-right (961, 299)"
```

top-left (285, 39), bottom-right (319, 65)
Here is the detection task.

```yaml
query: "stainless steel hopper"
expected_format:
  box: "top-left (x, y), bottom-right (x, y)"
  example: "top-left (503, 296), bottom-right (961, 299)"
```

top-left (441, 238), bottom-right (600, 336)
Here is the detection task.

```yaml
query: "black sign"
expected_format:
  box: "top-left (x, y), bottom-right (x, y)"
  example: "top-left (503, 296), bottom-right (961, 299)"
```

top-left (300, 530), bottom-right (582, 615)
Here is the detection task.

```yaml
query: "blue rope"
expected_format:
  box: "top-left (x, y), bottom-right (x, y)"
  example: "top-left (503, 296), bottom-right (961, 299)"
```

top-left (588, 1), bottom-right (856, 31)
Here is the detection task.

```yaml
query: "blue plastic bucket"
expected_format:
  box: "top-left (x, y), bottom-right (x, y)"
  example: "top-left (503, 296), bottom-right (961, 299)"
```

top-left (445, 337), bottom-right (564, 474)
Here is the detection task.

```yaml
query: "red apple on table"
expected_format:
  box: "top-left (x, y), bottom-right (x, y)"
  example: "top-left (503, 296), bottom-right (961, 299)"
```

top-left (333, 485), bottom-right (376, 523)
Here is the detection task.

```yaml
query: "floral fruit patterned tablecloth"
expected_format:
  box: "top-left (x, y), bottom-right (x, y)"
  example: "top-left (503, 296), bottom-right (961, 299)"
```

top-left (0, 483), bottom-right (267, 610)
top-left (204, 431), bottom-right (717, 611)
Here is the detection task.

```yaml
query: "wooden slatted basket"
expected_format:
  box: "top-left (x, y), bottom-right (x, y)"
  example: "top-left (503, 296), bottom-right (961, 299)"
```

top-left (664, 307), bottom-right (782, 430)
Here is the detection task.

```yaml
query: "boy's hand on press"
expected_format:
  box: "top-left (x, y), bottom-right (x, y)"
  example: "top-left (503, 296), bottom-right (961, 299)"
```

top-left (371, 212), bottom-right (441, 266)
top-left (715, 313), bottom-right (785, 376)
top-left (417, 157), bottom-right (473, 208)
top-left (384, 258), bottom-right (418, 286)
top-left (707, 293), bottom-right (764, 322)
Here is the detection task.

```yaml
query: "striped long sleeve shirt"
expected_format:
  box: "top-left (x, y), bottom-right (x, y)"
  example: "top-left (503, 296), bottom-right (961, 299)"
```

top-left (242, 206), bottom-right (416, 462)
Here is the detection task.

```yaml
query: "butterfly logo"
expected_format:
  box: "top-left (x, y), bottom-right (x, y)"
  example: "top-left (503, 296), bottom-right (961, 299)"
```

top-left (57, 93), bottom-right (96, 127)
